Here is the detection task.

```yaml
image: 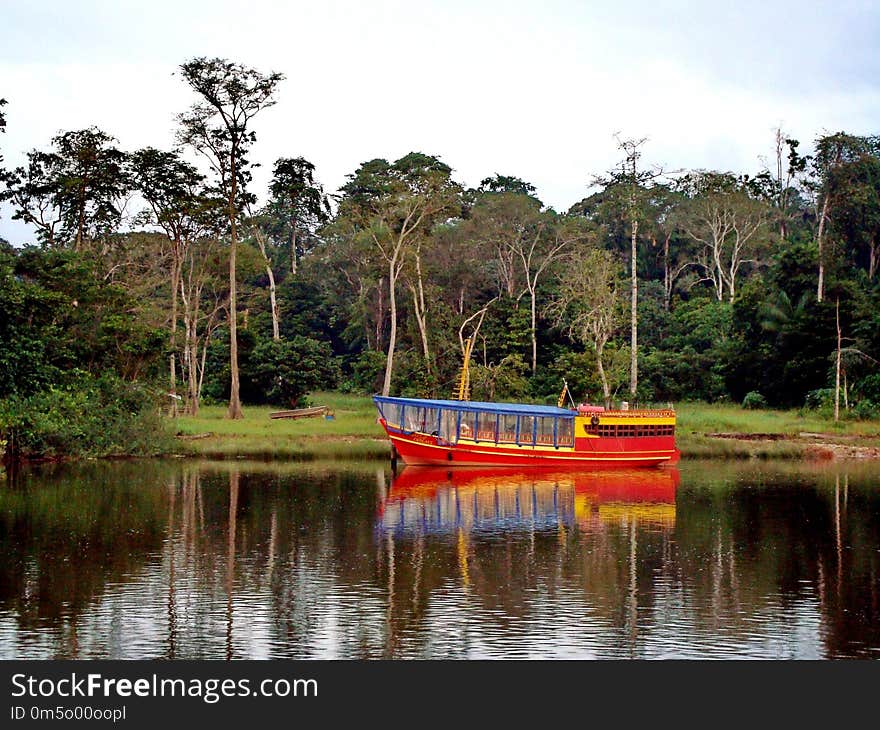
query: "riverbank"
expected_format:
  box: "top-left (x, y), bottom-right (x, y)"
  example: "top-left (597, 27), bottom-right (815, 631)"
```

top-left (172, 392), bottom-right (389, 461)
top-left (171, 393), bottom-right (880, 461)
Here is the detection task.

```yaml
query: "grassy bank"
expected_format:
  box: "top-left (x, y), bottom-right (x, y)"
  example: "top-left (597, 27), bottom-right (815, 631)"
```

top-left (674, 402), bottom-right (880, 459)
top-left (172, 392), bottom-right (388, 460)
top-left (171, 393), bottom-right (880, 461)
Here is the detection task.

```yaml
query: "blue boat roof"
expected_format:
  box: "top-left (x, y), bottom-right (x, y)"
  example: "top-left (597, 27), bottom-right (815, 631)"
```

top-left (373, 395), bottom-right (574, 417)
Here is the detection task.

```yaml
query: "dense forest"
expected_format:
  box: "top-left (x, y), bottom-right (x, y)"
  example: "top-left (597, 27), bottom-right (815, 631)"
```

top-left (1, 58), bottom-right (879, 460)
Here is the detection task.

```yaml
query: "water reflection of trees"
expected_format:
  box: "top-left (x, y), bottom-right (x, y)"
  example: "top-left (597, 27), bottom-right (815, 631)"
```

top-left (0, 462), bottom-right (170, 655)
top-left (674, 464), bottom-right (880, 658)
top-left (1, 460), bottom-right (879, 658)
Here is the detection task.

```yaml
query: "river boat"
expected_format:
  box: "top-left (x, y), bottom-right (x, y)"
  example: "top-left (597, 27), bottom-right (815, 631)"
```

top-left (373, 395), bottom-right (678, 468)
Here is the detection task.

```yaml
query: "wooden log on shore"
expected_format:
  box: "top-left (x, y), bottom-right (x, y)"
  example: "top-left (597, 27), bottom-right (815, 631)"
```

top-left (269, 406), bottom-right (330, 420)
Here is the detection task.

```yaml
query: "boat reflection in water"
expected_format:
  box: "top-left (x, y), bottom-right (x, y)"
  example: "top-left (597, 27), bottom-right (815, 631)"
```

top-left (378, 466), bottom-right (679, 537)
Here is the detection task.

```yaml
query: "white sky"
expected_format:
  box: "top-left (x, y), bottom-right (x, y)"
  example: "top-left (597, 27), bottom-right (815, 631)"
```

top-left (1, 0), bottom-right (878, 244)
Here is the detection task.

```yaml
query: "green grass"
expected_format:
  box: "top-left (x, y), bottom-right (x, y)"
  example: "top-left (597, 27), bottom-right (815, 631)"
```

top-left (673, 402), bottom-right (880, 459)
top-left (674, 402), bottom-right (880, 438)
top-left (172, 392), bottom-right (389, 460)
top-left (168, 392), bottom-right (880, 461)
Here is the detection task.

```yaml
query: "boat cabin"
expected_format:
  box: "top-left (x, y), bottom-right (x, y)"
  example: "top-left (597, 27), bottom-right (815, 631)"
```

top-left (375, 397), bottom-right (576, 448)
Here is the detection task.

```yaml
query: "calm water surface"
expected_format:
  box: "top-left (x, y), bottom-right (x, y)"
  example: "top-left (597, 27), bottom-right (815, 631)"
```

top-left (1, 458), bottom-right (878, 659)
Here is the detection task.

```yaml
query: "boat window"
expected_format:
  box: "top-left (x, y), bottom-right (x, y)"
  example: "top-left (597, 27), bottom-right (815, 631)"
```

top-left (536, 417), bottom-right (555, 445)
top-left (404, 407), bottom-right (424, 433)
top-left (460, 410), bottom-right (477, 440)
top-left (498, 414), bottom-right (517, 443)
top-left (476, 413), bottom-right (497, 442)
top-left (517, 415), bottom-right (536, 446)
top-left (439, 409), bottom-right (457, 443)
top-left (422, 407), bottom-right (439, 434)
top-left (557, 418), bottom-right (574, 447)
top-left (383, 402), bottom-right (403, 428)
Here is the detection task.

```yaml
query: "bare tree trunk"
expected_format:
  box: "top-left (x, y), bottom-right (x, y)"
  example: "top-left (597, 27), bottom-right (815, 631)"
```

top-left (169, 253), bottom-right (181, 417)
top-left (267, 262), bottom-right (280, 341)
top-left (663, 234), bottom-right (671, 312)
top-left (75, 193), bottom-right (86, 253)
top-left (409, 282), bottom-right (432, 376)
top-left (179, 269), bottom-right (196, 417)
top-left (817, 195), bottom-right (830, 303)
top-left (869, 236), bottom-right (877, 280)
top-left (289, 218), bottom-right (298, 275)
top-left (189, 332), bottom-right (199, 417)
top-left (187, 292), bottom-right (202, 417)
top-left (530, 287), bottom-right (537, 375)
top-left (597, 343), bottom-right (610, 408)
top-left (382, 259), bottom-right (398, 397)
top-left (630, 218), bottom-right (639, 398)
top-left (252, 227), bottom-right (280, 341)
top-left (835, 297), bottom-right (841, 422)
top-left (376, 276), bottom-right (385, 351)
top-left (411, 254), bottom-right (432, 374)
top-left (227, 170), bottom-right (243, 418)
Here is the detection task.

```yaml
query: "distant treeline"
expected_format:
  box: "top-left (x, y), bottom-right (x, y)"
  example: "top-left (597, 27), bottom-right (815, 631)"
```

top-left (1, 59), bottom-right (879, 458)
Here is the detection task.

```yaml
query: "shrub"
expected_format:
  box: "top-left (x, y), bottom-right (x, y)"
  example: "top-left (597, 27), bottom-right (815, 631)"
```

top-left (249, 336), bottom-right (340, 407)
top-left (339, 350), bottom-right (387, 394)
top-left (0, 374), bottom-right (172, 463)
top-left (804, 388), bottom-right (834, 410)
top-left (849, 400), bottom-right (879, 421)
top-left (742, 391), bottom-right (767, 410)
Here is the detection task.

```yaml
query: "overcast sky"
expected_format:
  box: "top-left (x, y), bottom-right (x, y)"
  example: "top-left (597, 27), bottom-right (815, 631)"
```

top-left (1, 0), bottom-right (878, 244)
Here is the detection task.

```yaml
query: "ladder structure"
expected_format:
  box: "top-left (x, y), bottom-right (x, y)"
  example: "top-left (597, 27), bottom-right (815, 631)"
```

top-left (454, 336), bottom-right (474, 401)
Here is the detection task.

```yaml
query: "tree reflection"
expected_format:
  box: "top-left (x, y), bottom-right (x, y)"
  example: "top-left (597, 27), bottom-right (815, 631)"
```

top-left (1, 460), bottom-right (879, 658)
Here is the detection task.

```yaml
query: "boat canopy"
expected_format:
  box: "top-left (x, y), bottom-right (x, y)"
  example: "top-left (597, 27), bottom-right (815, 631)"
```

top-left (373, 396), bottom-right (574, 418)
top-left (374, 395), bottom-right (578, 448)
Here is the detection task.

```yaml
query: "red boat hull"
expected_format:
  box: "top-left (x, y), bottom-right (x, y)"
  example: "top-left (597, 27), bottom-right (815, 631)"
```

top-left (381, 420), bottom-right (678, 468)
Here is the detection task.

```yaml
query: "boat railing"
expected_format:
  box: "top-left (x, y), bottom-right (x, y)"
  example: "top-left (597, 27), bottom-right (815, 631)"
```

top-left (600, 409), bottom-right (676, 418)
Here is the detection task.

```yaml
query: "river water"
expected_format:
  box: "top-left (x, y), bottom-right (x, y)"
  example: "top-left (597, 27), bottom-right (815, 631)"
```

top-left (1, 459), bottom-right (878, 659)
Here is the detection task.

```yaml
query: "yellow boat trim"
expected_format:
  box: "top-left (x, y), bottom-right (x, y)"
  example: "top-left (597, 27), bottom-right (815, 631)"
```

top-left (576, 415), bottom-right (676, 426)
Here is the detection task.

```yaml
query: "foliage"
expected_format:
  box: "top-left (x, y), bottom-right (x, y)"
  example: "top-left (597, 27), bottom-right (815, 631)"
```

top-left (0, 373), bottom-right (171, 462)
top-left (2, 128), bottom-right (129, 249)
top-left (4, 68), bottom-right (880, 464)
top-left (742, 391), bottom-right (768, 410)
top-left (470, 353), bottom-right (530, 401)
top-left (249, 336), bottom-right (339, 407)
top-left (339, 350), bottom-right (387, 394)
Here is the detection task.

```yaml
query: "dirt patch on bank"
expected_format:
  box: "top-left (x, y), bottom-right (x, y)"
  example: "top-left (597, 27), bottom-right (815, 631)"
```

top-left (706, 432), bottom-right (880, 460)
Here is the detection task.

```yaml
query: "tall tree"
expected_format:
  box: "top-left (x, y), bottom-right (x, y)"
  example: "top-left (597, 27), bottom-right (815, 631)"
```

top-left (748, 129), bottom-right (809, 240)
top-left (465, 192), bottom-right (539, 299)
top-left (547, 247), bottom-right (624, 406)
top-left (266, 157), bottom-right (331, 274)
top-left (244, 204), bottom-right (282, 341)
top-left (2, 149), bottom-right (62, 246)
top-left (644, 185), bottom-right (692, 311)
top-left (811, 133), bottom-right (879, 302)
top-left (130, 147), bottom-right (212, 414)
top-left (336, 153), bottom-right (460, 396)
top-left (177, 57), bottom-right (284, 419)
top-left (826, 152), bottom-right (880, 280)
top-left (513, 211), bottom-right (585, 375)
top-left (3, 128), bottom-right (129, 251)
top-left (679, 173), bottom-right (772, 302)
top-left (478, 174), bottom-right (538, 198)
top-left (594, 136), bottom-right (662, 399)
